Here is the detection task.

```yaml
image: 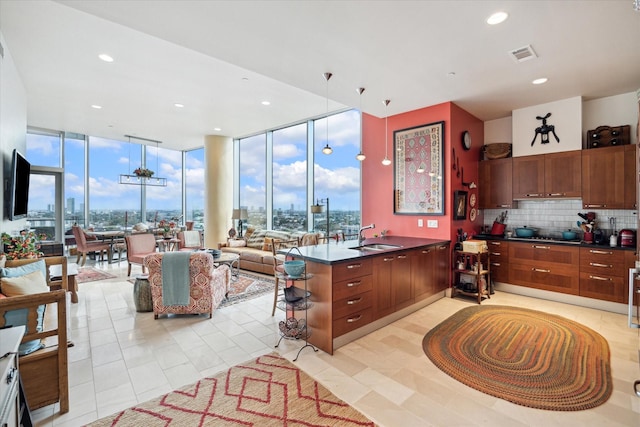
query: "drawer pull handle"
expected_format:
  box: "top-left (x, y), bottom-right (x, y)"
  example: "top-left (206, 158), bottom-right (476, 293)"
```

top-left (589, 250), bottom-right (613, 255)
top-left (497, 204), bottom-right (511, 208)
top-left (422, 249), bottom-right (432, 254)
top-left (346, 263), bottom-right (362, 269)
top-left (346, 314), bottom-right (363, 323)
top-left (489, 241), bottom-right (502, 246)
top-left (490, 252), bottom-right (501, 256)
top-left (383, 257), bottom-right (394, 262)
top-left (548, 192), bottom-right (565, 196)
top-left (526, 193), bottom-right (541, 197)
top-left (438, 245), bottom-right (448, 250)
top-left (589, 275), bottom-right (612, 282)
top-left (490, 262), bottom-right (501, 267)
top-left (346, 281), bottom-right (362, 288)
top-left (532, 268), bottom-right (550, 273)
top-left (532, 245), bottom-right (550, 250)
top-left (397, 255), bottom-right (407, 259)
top-left (590, 262), bottom-right (612, 268)
top-left (347, 297), bottom-right (363, 305)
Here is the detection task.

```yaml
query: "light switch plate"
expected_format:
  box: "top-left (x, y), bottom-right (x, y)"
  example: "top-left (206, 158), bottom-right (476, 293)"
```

top-left (418, 219), bottom-right (423, 227)
top-left (427, 220), bottom-right (438, 228)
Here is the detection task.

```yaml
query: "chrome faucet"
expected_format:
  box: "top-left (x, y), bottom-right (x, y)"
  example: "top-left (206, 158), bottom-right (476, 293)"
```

top-left (358, 223), bottom-right (375, 246)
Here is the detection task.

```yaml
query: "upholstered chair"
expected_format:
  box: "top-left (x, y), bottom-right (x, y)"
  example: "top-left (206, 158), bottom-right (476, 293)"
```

top-left (177, 230), bottom-right (203, 251)
top-left (71, 226), bottom-right (111, 266)
top-left (144, 252), bottom-right (230, 319)
top-left (124, 233), bottom-right (158, 276)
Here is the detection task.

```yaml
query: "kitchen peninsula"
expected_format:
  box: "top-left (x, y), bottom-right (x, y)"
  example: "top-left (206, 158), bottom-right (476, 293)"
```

top-left (281, 236), bottom-right (450, 354)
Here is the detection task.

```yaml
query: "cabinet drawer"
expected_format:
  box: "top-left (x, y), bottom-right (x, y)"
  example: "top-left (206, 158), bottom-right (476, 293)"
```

top-left (580, 248), bottom-right (624, 276)
top-left (333, 290), bottom-right (373, 319)
top-left (332, 274), bottom-right (372, 301)
top-left (508, 262), bottom-right (579, 295)
top-left (490, 261), bottom-right (509, 282)
top-left (332, 258), bottom-right (373, 282)
top-left (579, 272), bottom-right (626, 303)
top-left (332, 308), bottom-right (373, 338)
top-left (509, 242), bottom-right (578, 267)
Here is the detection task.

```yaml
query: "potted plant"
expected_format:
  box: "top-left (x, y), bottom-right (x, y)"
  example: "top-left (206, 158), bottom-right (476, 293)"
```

top-left (133, 167), bottom-right (154, 178)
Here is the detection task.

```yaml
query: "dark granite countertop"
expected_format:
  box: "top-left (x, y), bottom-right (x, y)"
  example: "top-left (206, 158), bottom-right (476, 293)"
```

top-left (280, 236), bottom-right (450, 265)
top-left (471, 234), bottom-right (635, 251)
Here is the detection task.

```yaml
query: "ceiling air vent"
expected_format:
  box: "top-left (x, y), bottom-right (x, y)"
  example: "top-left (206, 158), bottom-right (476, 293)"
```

top-left (509, 45), bottom-right (537, 63)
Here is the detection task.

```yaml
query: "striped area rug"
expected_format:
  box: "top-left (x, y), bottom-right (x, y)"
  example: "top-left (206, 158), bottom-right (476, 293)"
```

top-left (422, 305), bottom-right (612, 411)
top-left (87, 353), bottom-right (375, 426)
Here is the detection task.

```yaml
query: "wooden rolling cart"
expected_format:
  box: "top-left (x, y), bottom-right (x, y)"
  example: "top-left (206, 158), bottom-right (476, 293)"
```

top-left (452, 245), bottom-right (491, 304)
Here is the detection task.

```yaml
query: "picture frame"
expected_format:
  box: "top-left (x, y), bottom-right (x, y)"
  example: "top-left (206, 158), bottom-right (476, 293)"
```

top-left (453, 190), bottom-right (468, 220)
top-left (393, 121), bottom-right (445, 215)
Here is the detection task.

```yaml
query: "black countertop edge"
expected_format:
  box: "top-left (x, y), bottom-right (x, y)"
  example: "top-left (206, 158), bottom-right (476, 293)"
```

top-left (279, 236), bottom-right (451, 265)
top-left (471, 234), bottom-right (636, 251)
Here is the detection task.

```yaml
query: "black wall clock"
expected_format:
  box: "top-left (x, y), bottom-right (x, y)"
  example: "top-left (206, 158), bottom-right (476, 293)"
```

top-left (462, 131), bottom-right (471, 151)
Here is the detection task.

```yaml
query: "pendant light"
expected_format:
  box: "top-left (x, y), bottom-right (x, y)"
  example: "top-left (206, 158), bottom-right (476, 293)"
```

top-left (381, 99), bottom-right (392, 166)
top-left (355, 87), bottom-right (366, 161)
top-left (321, 72), bottom-right (333, 155)
top-left (119, 135), bottom-right (167, 186)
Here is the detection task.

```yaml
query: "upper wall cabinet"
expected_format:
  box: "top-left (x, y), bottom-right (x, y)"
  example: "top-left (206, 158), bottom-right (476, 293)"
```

top-left (582, 145), bottom-right (625, 209)
top-left (479, 157), bottom-right (513, 209)
top-left (512, 151), bottom-right (581, 199)
top-left (623, 144), bottom-right (637, 209)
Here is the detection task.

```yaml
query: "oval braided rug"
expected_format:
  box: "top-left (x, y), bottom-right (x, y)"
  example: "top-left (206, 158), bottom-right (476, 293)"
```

top-left (422, 305), bottom-right (612, 411)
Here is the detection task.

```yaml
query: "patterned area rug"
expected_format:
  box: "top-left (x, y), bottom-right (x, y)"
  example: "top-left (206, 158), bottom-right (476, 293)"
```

top-left (87, 353), bottom-right (375, 426)
top-left (422, 305), bottom-right (613, 411)
top-left (76, 267), bottom-right (117, 283)
top-left (219, 271), bottom-right (275, 308)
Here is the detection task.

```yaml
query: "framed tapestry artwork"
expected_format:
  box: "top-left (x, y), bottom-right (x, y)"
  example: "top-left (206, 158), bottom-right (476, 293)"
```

top-left (393, 121), bottom-right (445, 215)
top-left (453, 190), bottom-right (468, 220)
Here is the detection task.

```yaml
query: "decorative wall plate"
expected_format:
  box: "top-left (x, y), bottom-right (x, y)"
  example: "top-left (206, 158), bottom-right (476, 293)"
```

top-left (469, 193), bottom-right (476, 207)
top-left (469, 208), bottom-right (477, 221)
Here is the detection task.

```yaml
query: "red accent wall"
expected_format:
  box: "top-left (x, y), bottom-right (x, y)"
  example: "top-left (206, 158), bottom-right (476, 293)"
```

top-left (361, 102), bottom-right (484, 246)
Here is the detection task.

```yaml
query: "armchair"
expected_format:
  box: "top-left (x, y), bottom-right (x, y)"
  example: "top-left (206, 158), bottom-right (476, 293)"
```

top-left (72, 226), bottom-right (111, 266)
top-left (124, 233), bottom-right (157, 276)
top-left (144, 252), bottom-right (230, 319)
top-left (177, 230), bottom-right (203, 251)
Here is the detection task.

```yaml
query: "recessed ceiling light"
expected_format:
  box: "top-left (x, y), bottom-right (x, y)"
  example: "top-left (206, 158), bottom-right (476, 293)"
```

top-left (532, 77), bottom-right (548, 85)
top-left (91, 105), bottom-right (102, 109)
top-left (487, 11), bottom-right (508, 25)
top-left (98, 54), bottom-right (114, 62)
top-left (214, 127), bottom-right (222, 132)
top-left (447, 72), bottom-right (456, 77)
top-left (174, 103), bottom-right (184, 108)
top-left (261, 101), bottom-right (271, 106)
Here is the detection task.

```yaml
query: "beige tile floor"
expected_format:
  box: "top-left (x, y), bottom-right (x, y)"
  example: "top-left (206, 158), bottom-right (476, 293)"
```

top-left (31, 259), bottom-right (640, 426)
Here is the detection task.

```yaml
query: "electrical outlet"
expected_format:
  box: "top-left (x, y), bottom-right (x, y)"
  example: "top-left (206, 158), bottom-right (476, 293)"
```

top-left (427, 220), bottom-right (438, 228)
top-left (418, 219), bottom-right (423, 227)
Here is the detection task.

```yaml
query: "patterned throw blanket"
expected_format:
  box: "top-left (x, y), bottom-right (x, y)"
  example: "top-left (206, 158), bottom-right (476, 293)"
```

top-left (161, 252), bottom-right (191, 306)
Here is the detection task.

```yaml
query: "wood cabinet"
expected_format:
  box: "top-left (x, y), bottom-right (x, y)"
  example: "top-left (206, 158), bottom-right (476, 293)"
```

top-left (487, 240), bottom-right (509, 283)
top-left (582, 145), bottom-right (625, 209)
top-left (412, 247), bottom-right (435, 302)
top-left (508, 241), bottom-right (580, 295)
top-left (479, 158), bottom-right (513, 209)
top-left (624, 144), bottom-right (637, 209)
top-left (434, 243), bottom-right (450, 292)
top-left (579, 247), bottom-right (630, 303)
top-left (373, 251), bottom-right (412, 319)
top-left (331, 259), bottom-right (373, 339)
top-left (513, 151), bottom-right (581, 199)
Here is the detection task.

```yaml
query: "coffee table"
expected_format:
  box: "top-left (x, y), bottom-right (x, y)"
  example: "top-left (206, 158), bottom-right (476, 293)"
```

top-left (212, 252), bottom-right (240, 280)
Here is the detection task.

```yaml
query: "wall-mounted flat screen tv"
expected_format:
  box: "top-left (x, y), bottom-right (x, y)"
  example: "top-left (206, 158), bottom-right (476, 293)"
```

top-left (9, 149), bottom-right (30, 220)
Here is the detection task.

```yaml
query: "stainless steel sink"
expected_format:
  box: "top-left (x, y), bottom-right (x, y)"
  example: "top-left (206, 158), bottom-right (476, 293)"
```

top-left (349, 243), bottom-right (402, 251)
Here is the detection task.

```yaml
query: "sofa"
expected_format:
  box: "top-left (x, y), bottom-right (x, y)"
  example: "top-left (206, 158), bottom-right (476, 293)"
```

top-left (218, 228), bottom-right (319, 274)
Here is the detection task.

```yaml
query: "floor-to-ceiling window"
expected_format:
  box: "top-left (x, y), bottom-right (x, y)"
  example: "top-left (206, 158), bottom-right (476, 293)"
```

top-left (63, 132), bottom-right (86, 229)
top-left (239, 134), bottom-right (267, 232)
top-left (272, 123), bottom-right (307, 232)
top-left (185, 148), bottom-right (205, 230)
top-left (145, 143), bottom-right (182, 226)
top-left (313, 110), bottom-right (361, 236)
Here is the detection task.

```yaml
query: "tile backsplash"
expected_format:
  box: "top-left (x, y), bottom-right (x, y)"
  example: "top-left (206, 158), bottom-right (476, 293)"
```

top-left (483, 199), bottom-right (637, 238)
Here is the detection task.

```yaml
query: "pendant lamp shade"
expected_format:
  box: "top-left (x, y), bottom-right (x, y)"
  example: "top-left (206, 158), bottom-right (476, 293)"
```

top-left (322, 72), bottom-right (333, 155)
top-left (381, 100), bottom-right (392, 166)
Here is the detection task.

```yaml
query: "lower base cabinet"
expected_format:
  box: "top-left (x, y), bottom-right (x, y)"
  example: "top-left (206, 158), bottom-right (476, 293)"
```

top-left (579, 247), bottom-right (636, 303)
top-left (508, 242), bottom-right (579, 295)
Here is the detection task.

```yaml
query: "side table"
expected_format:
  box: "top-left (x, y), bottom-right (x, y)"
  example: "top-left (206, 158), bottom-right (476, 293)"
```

top-left (133, 275), bottom-right (153, 312)
top-left (49, 262), bottom-right (79, 304)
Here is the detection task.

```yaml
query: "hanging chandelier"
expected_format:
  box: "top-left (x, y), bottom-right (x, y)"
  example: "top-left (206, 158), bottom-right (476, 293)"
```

top-left (119, 135), bottom-right (167, 186)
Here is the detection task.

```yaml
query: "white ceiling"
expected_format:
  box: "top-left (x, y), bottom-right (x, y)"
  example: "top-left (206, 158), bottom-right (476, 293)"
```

top-left (1, 0), bottom-right (639, 151)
